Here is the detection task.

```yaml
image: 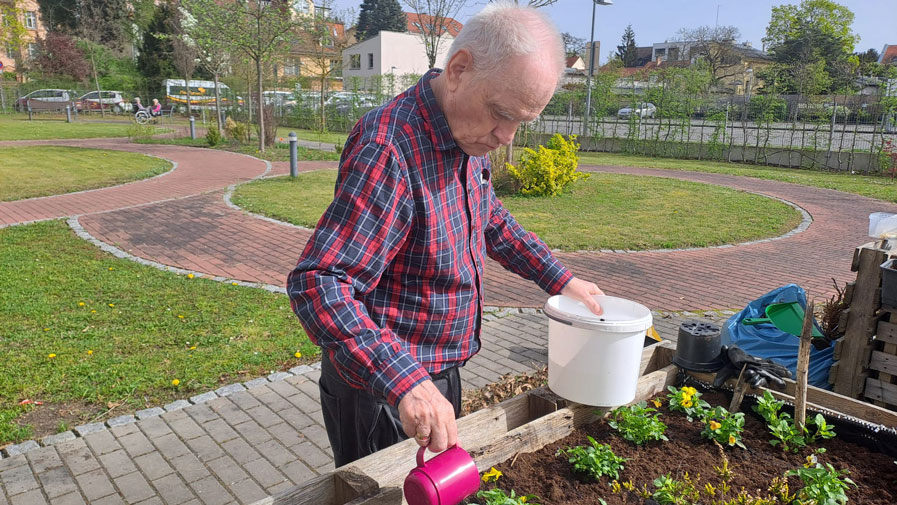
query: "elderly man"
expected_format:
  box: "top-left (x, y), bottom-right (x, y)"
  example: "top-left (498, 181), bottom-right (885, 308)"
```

top-left (287, 3), bottom-right (604, 467)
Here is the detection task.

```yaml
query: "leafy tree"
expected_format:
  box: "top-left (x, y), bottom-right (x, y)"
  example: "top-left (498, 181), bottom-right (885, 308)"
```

top-left (33, 32), bottom-right (89, 82)
top-left (770, 21), bottom-right (854, 93)
top-left (180, 0), bottom-right (234, 130)
top-left (137, 1), bottom-right (176, 97)
top-left (357, 0), bottom-right (406, 41)
top-left (677, 25), bottom-right (743, 85)
top-left (616, 24), bottom-right (638, 68)
top-left (37, 0), bottom-right (131, 50)
top-left (561, 32), bottom-right (586, 58)
top-left (762, 0), bottom-right (858, 54)
top-left (403, 0), bottom-right (466, 68)
top-left (299, 4), bottom-right (351, 132)
top-left (0, 1), bottom-right (28, 78)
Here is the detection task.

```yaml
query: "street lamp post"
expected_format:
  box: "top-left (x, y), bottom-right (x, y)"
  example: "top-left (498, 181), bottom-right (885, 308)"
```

top-left (584, 0), bottom-right (613, 138)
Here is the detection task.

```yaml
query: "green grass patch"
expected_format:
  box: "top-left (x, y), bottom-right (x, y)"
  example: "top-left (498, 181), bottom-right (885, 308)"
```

top-left (0, 115), bottom-right (136, 140)
top-left (579, 152), bottom-right (897, 204)
top-left (135, 136), bottom-right (341, 162)
top-left (275, 127), bottom-right (347, 148)
top-left (231, 171), bottom-right (801, 250)
top-left (0, 146), bottom-right (171, 201)
top-left (0, 220), bottom-right (316, 444)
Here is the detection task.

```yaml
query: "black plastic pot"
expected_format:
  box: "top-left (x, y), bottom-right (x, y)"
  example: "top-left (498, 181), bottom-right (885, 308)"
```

top-left (882, 259), bottom-right (897, 308)
top-left (672, 320), bottom-right (725, 372)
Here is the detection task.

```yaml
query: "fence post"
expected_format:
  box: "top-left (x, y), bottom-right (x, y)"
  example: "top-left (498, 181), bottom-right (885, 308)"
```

top-left (189, 116), bottom-right (196, 139)
top-left (289, 132), bottom-right (298, 177)
top-left (65, 105), bottom-right (72, 123)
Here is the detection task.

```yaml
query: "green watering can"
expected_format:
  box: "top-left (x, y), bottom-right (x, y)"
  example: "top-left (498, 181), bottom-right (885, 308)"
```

top-left (742, 301), bottom-right (824, 339)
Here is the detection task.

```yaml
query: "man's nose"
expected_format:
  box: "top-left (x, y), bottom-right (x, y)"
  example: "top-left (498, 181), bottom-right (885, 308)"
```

top-left (493, 122), bottom-right (517, 146)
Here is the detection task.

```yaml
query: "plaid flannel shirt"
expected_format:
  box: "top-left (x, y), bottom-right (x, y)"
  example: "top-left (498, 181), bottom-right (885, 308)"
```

top-left (287, 70), bottom-right (572, 407)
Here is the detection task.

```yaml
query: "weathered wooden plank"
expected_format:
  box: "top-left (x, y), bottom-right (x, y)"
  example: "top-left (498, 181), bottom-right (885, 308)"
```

top-left (688, 370), bottom-right (897, 428)
top-left (254, 470), bottom-right (381, 505)
top-left (864, 377), bottom-right (897, 406)
top-left (878, 320), bottom-right (897, 345)
top-left (869, 350), bottom-right (897, 376)
top-left (833, 244), bottom-right (887, 397)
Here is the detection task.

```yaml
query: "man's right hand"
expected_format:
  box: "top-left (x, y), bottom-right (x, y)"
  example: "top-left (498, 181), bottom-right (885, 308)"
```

top-left (397, 380), bottom-right (458, 452)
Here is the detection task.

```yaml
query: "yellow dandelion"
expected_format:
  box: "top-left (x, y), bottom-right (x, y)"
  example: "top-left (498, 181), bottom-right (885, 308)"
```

top-left (728, 434), bottom-right (736, 445)
top-left (108, 303), bottom-right (115, 308)
top-left (651, 398), bottom-right (661, 408)
top-left (231, 282), bottom-right (238, 286)
top-left (87, 350), bottom-right (94, 355)
top-left (709, 421), bottom-right (721, 431)
top-left (48, 353), bottom-right (57, 359)
top-left (178, 315), bottom-right (185, 319)
top-left (44, 328), bottom-right (50, 331)
top-left (78, 302), bottom-right (85, 307)
top-left (171, 379), bottom-right (180, 386)
top-left (481, 467), bottom-right (502, 483)
top-left (189, 346), bottom-right (197, 350)
top-left (295, 351), bottom-right (302, 358)
top-left (108, 267), bottom-right (114, 271)
top-left (187, 273), bottom-right (194, 279)
top-left (90, 310), bottom-right (97, 313)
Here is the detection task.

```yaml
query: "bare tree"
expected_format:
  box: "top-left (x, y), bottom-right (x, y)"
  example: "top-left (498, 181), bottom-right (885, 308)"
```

top-left (677, 25), bottom-right (744, 85)
top-left (297, 2), bottom-right (351, 132)
top-left (180, 0), bottom-right (232, 131)
top-left (169, 7), bottom-right (200, 118)
top-left (403, 0), bottom-right (467, 68)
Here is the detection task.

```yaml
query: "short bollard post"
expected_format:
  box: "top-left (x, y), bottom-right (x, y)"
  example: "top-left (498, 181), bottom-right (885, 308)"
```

top-left (289, 132), bottom-right (298, 177)
top-left (189, 116), bottom-right (196, 139)
top-left (28, 105), bottom-right (33, 121)
top-left (65, 105), bottom-right (72, 123)
top-left (73, 105), bottom-right (78, 120)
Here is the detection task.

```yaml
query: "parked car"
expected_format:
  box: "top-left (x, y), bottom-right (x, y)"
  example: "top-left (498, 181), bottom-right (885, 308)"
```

top-left (77, 90), bottom-right (131, 113)
top-left (617, 102), bottom-right (656, 119)
top-left (333, 94), bottom-right (381, 116)
top-left (263, 91), bottom-right (297, 112)
top-left (15, 89), bottom-right (79, 112)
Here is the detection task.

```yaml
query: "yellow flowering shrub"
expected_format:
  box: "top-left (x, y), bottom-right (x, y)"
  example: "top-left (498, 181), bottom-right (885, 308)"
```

top-left (506, 134), bottom-right (588, 197)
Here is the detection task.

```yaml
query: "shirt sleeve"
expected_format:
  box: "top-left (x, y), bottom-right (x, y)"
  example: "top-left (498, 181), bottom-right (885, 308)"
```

top-left (286, 141), bottom-right (430, 407)
top-left (483, 184), bottom-right (573, 295)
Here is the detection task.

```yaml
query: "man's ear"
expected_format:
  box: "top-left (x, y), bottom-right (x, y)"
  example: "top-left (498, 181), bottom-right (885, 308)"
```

top-left (444, 49), bottom-right (473, 92)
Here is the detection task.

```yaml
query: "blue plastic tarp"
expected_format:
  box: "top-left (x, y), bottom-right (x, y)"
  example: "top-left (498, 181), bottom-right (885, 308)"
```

top-left (720, 284), bottom-right (833, 390)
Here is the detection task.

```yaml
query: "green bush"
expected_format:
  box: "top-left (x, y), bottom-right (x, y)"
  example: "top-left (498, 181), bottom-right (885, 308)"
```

top-left (206, 126), bottom-right (222, 146)
top-left (506, 134), bottom-right (587, 197)
top-left (224, 117), bottom-right (250, 143)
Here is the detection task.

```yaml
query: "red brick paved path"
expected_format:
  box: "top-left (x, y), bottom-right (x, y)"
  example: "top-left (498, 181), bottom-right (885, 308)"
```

top-left (4, 138), bottom-right (895, 311)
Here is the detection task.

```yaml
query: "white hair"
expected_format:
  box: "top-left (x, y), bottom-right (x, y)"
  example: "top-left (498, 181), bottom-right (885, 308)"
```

top-left (444, 2), bottom-right (564, 79)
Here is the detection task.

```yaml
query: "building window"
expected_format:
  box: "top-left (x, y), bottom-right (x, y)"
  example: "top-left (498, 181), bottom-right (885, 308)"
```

top-left (367, 53), bottom-right (373, 69)
top-left (27, 42), bottom-right (38, 59)
top-left (349, 54), bottom-right (360, 70)
top-left (25, 11), bottom-right (37, 30)
top-left (292, 0), bottom-right (310, 14)
top-left (6, 44), bottom-right (15, 59)
top-left (283, 59), bottom-right (300, 76)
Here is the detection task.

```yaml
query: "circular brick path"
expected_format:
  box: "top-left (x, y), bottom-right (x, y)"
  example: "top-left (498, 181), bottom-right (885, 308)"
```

top-left (3, 138), bottom-right (895, 311)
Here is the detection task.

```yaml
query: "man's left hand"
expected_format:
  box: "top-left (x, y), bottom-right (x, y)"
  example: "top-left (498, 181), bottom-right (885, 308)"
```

top-left (561, 277), bottom-right (605, 315)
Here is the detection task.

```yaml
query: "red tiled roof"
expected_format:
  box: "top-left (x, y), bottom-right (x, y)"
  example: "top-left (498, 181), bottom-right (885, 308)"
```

top-left (405, 12), bottom-right (462, 37)
top-left (881, 44), bottom-right (897, 65)
top-left (565, 56), bottom-right (581, 67)
top-left (612, 59), bottom-right (691, 77)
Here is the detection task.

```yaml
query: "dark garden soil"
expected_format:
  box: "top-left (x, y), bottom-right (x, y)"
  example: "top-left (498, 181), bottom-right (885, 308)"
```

top-left (481, 389), bottom-right (897, 505)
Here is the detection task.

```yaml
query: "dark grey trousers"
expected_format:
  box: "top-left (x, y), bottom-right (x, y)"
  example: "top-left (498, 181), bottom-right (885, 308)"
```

top-left (318, 352), bottom-right (462, 467)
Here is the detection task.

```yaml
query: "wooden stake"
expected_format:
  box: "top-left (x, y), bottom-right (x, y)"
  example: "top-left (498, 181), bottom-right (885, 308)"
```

top-left (728, 364), bottom-right (750, 412)
top-left (795, 298), bottom-right (815, 430)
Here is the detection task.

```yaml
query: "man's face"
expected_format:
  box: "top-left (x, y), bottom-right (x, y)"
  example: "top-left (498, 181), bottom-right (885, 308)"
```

top-left (446, 54), bottom-right (557, 157)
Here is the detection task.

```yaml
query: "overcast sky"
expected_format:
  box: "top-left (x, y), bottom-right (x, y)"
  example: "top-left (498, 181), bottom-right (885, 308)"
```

top-left (330, 0), bottom-right (897, 67)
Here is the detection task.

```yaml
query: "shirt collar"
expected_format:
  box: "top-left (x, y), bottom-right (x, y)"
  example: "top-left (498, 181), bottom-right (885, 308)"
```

top-left (416, 69), bottom-right (458, 152)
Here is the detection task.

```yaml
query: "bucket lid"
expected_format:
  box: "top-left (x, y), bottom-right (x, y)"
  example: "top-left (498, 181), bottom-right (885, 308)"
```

top-left (544, 295), bottom-right (653, 332)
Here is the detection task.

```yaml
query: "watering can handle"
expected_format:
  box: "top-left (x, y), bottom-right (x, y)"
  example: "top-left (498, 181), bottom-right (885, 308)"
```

top-left (416, 444), bottom-right (462, 467)
top-left (742, 317), bottom-right (772, 326)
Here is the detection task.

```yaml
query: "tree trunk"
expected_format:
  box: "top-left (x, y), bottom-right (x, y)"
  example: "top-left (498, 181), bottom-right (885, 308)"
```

top-left (320, 74), bottom-right (326, 133)
top-left (257, 56), bottom-right (265, 152)
top-left (184, 72), bottom-right (193, 118)
top-left (213, 72), bottom-right (222, 132)
top-left (91, 52), bottom-right (105, 118)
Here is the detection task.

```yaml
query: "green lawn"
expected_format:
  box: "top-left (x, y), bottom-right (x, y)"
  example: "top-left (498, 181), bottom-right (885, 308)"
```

top-left (0, 220), bottom-right (316, 444)
top-left (231, 170), bottom-right (802, 251)
top-left (0, 146), bottom-right (171, 201)
top-left (0, 115), bottom-right (136, 140)
top-left (134, 136), bottom-right (341, 162)
top-left (580, 152), bottom-right (897, 204)
top-left (274, 127), bottom-right (347, 148)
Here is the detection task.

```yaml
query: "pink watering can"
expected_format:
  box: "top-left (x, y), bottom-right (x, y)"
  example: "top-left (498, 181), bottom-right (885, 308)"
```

top-left (403, 445), bottom-right (480, 505)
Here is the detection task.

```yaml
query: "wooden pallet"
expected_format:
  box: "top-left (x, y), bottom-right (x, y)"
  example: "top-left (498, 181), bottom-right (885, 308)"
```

top-left (251, 339), bottom-right (897, 505)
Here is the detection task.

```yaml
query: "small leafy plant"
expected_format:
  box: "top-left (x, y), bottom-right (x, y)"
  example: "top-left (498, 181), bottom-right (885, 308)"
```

top-left (753, 390), bottom-right (835, 451)
top-left (666, 385), bottom-right (710, 421)
top-left (787, 459), bottom-right (855, 505)
top-left (651, 473), bottom-right (700, 505)
top-left (608, 402), bottom-right (668, 445)
top-left (700, 406), bottom-right (746, 449)
top-left (557, 435), bottom-right (626, 481)
top-left (475, 488), bottom-right (541, 505)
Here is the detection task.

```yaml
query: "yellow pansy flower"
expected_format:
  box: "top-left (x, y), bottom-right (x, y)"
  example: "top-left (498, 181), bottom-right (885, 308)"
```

top-left (481, 467), bottom-right (502, 483)
top-left (709, 420), bottom-right (721, 431)
top-left (681, 398), bottom-right (693, 408)
top-left (683, 387), bottom-right (697, 396)
top-left (728, 434), bottom-right (736, 445)
top-left (651, 398), bottom-right (661, 408)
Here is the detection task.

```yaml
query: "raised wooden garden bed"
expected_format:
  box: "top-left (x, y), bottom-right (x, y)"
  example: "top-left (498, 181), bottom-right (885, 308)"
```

top-left (251, 341), bottom-right (897, 505)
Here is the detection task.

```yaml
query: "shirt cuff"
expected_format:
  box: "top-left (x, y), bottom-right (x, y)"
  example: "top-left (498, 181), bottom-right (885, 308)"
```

top-left (368, 349), bottom-right (432, 407)
top-left (538, 260), bottom-right (574, 296)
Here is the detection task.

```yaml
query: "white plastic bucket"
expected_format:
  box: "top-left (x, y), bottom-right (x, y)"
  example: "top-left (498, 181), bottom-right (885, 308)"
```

top-left (544, 295), bottom-right (653, 406)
